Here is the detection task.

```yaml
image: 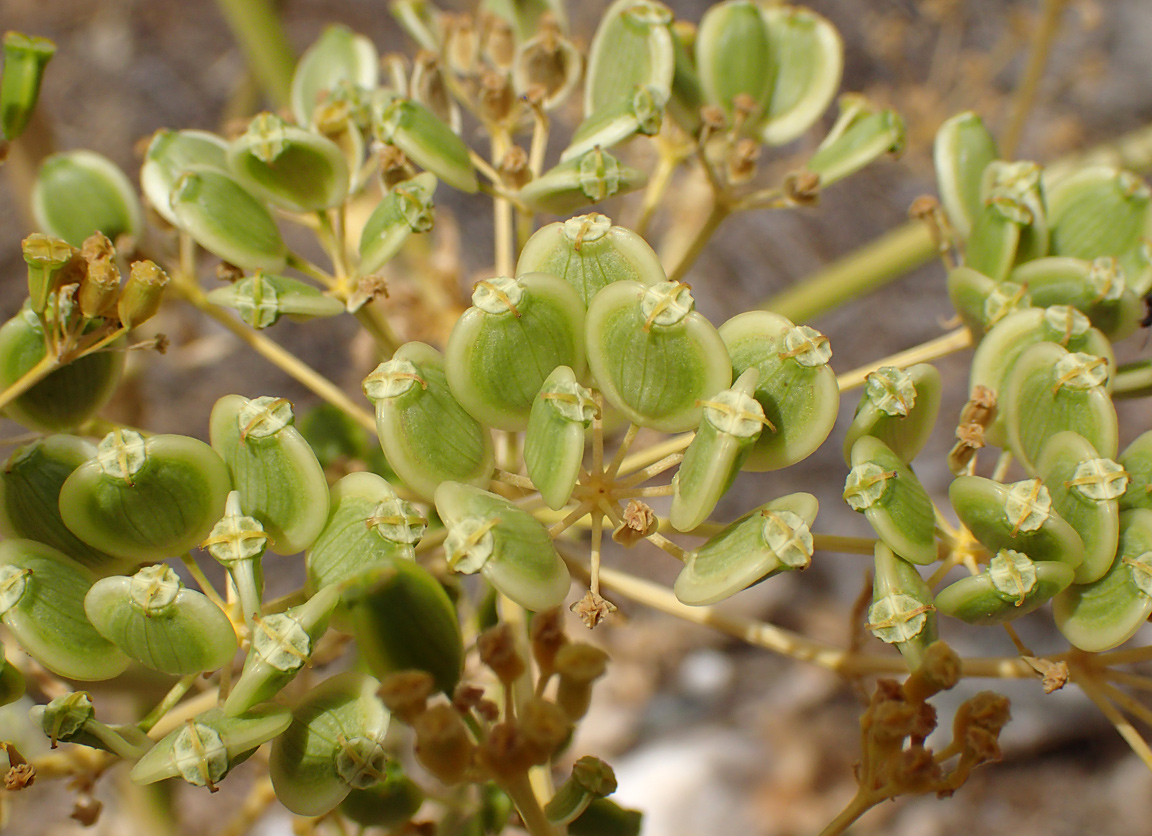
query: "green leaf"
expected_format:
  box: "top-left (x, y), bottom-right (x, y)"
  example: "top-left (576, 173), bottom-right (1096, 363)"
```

top-left (1053, 508), bottom-right (1152, 651)
top-left (756, 6), bottom-right (843, 146)
top-left (170, 168), bottom-right (287, 272)
top-left (935, 550), bottom-right (1073, 625)
top-left (1036, 431), bottom-right (1123, 583)
top-left (842, 363), bottom-right (941, 465)
top-left (948, 475), bottom-right (1084, 569)
top-left (584, 0), bottom-right (674, 117)
top-left (270, 671), bottom-right (389, 816)
top-left (32, 151), bottom-right (141, 248)
top-left (0, 539), bottom-right (129, 681)
top-left (524, 366), bottom-right (595, 511)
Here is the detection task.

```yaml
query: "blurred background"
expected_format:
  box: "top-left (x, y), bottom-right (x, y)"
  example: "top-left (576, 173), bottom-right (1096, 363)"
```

top-left (2, 1), bottom-right (1152, 834)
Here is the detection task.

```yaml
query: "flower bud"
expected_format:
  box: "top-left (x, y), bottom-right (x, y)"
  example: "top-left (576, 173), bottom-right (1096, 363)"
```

top-left (545, 756), bottom-right (618, 825)
top-left (77, 257), bottom-right (121, 320)
top-left (554, 643), bottom-right (608, 720)
top-left (22, 233), bottom-right (76, 315)
top-left (117, 260), bottom-right (169, 329)
top-left (413, 703), bottom-right (475, 784)
top-left (477, 623), bottom-right (526, 684)
top-left (378, 670), bottom-right (436, 723)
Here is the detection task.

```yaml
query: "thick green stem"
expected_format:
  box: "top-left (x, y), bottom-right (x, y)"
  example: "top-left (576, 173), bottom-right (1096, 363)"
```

top-left (213, 0), bottom-right (295, 110)
top-left (766, 223), bottom-right (937, 323)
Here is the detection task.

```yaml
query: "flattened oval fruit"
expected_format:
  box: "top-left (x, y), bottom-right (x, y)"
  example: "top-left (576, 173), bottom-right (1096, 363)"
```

top-left (842, 364), bottom-right (941, 465)
top-left (719, 311), bottom-right (838, 471)
top-left (363, 342), bottom-right (494, 502)
top-left (210, 395), bottom-right (330, 555)
top-left (0, 539), bottom-right (128, 681)
top-left (586, 281), bottom-right (731, 433)
top-left (524, 366), bottom-right (595, 511)
top-left (844, 436), bottom-right (936, 565)
top-left (935, 550), bottom-right (1074, 625)
top-left (446, 273), bottom-right (586, 431)
top-left (60, 430), bottom-right (232, 565)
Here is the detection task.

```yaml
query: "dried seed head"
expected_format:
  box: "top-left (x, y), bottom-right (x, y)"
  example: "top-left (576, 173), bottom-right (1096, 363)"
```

top-left (554, 643), bottom-right (608, 720)
top-left (479, 721), bottom-right (534, 778)
top-left (725, 138), bottom-right (760, 185)
top-left (78, 257), bottom-right (121, 319)
top-left (530, 607), bottom-right (568, 673)
top-left (613, 499), bottom-right (658, 547)
top-left (444, 14), bottom-right (480, 75)
top-left (482, 15), bottom-right (516, 69)
top-left (378, 671), bottom-right (435, 723)
top-left (499, 145), bottom-right (531, 189)
top-left (117, 259), bottom-right (169, 329)
top-left (519, 697), bottom-right (571, 764)
top-left (479, 69), bottom-right (516, 123)
top-left (412, 703), bottom-right (474, 785)
top-left (477, 623), bottom-right (526, 684)
top-left (959, 386), bottom-right (997, 427)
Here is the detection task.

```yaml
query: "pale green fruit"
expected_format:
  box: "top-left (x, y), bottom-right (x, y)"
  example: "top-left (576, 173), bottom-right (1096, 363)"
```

top-left (844, 436), bottom-right (936, 566)
top-left (342, 559), bottom-right (464, 694)
top-left (206, 272), bottom-right (345, 329)
top-left (1119, 431), bottom-right (1152, 513)
top-left (842, 364), bottom-right (942, 466)
top-left (524, 366), bottom-right (596, 511)
top-left (806, 96), bottom-right (904, 189)
top-left (1, 32), bottom-right (55, 141)
top-left (170, 168), bottom-right (287, 271)
top-left (130, 705), bottom-right (291, 789)
top-left (291, 25), bottom-right (379, 127)
top-left (869, 542), bottom-right (937, 670)
top-left (363, 341), bottom-right (494, 502)
top-left (60, 430), bottom-right (231, 565)
top-left (516, 213), bottom-right (666, 306)
top-left (696, 1), bottom-right (773, 125)
top-left (674, 492), bottom-right (817, 606)
top-left (946, 267), bottom-right (1031, 336)
top-left (0, 642), bottom-right (25, 707)
top-left (519, 148), bottom-right (647, 215)
top-left (484, 0), bottom-right (568, 42)
top-left (1009, 256), bottom-right (1142, 341)
top-left (949, 475), bottom-right (1084, 569)
top-left (270, 671), bottom-right (389, 817)
top-left (755, 5), bottom-right (843, 146)
top-left (228, 112), bottom-right (350, 212)
top-left (0, 436), bottom-right (127, 574)
top-left (140, 129), bottom-right (231, 226)
top-left (584, 0), bottom-right (674, 117)
top-left (358, 173), bottom-right (436, 276)
top-left (445, 273), bottom-right (586, 431)
top-left (306, 472), bottom-right (422, 596)
top-left (0, 539), bottom-right (129, 681)
top-left (1053, 509), bottom-right (1152, 652)
top-left (0, 306), bottom-right (125, 433)
top-left (934, 111), bottom-right (999, 239)
top-left (1002, 341), bottom-right (1117, 474)
top-left (375, 98), bottom-right (477, 193)
top-left (719, 310), bottom-right (838, 471)
top-left (1036, 431), bottom-right (1124, 583)
top-left (32, 150), bottom-right (142, 247)
top-left (935, 549), bottom-right (1074, 625)
top-left (210, 395), bottom-right (330, 555)
top-left (224, 584), bottom-right (340, 717)
top-left (586, 281), bottom-right (731, 433)
top-left (436, 480), bottom-right (571, 612)
top-left (84, 564), bottom-right (238, 675)
top-left (670, 368), bottom-right (766, 532)
top-left (563, 85), bottom-right (665, 162)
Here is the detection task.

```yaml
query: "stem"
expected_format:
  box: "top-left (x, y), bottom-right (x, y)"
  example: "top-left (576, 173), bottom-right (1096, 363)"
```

top-left (213, 0), bottom-right (295, 109)
top-left (138, 674), bottom-right (198, 733)
top-left (593, 564), bottom-right (1038, 678)
top-left (1001, 0), bottom-right (1069, 158)
top-left (180, 553), bottom-right (228, 612)
top-left (765, 223), bottom-right (937, 324)
top-left (219, 776), bottom-right (279, 836)
top-left (501, 771), bottom-right (560, 836)
top-left (634, 146), bottom-right (679, 237)
top-left (1113, 360), bottom-right (1152, 398)
top-left (0, 353), bottom-right (58, 415)
top-left (817, 789), bottom-right (880, 836)
top-left (835, 327), bottom-right (973, 391)
top-left (1076, 670), bottom-right (1152, 772)
top-left (617, 434), bottom-right (694, 477)
top-left (171, 274), bottom-right (377, 433)
top-left (812, 534), bottom-right (879, 555)
top-left (665, 200), bottom-right (730, 283)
